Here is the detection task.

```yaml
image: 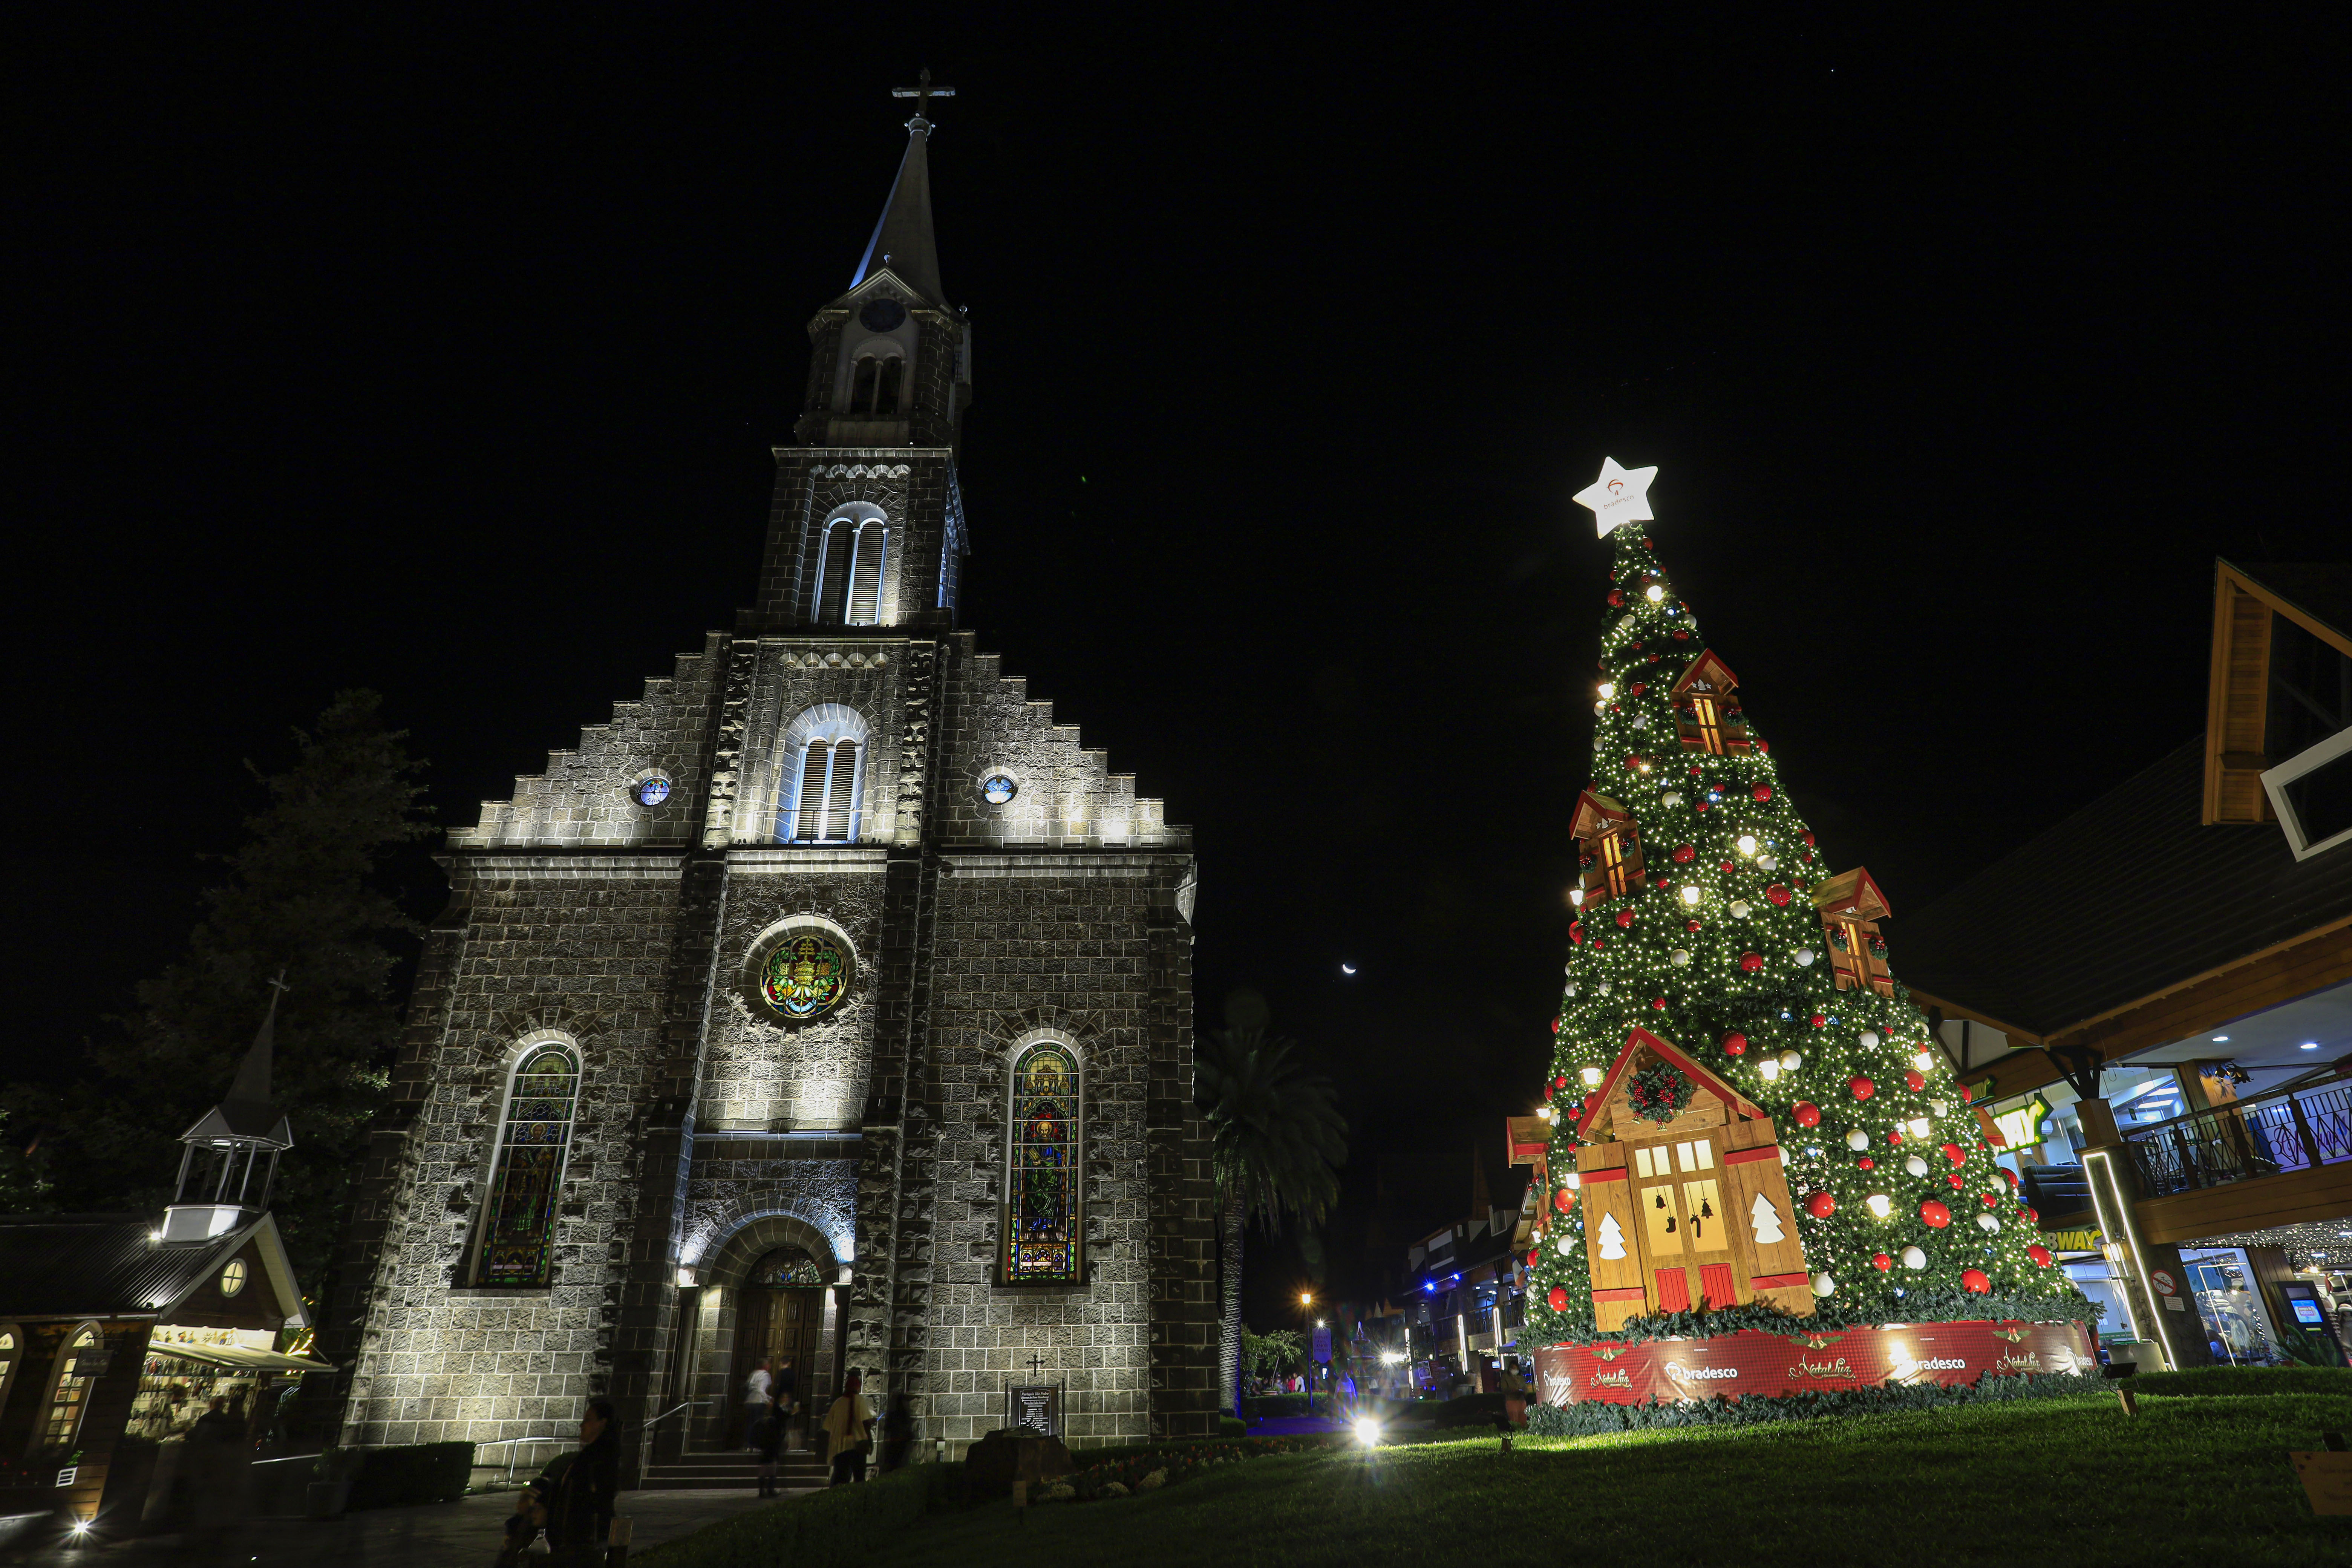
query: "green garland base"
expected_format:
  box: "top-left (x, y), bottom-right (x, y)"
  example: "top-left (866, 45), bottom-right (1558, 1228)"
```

top-left (1523, 1369), bottom-right (2104, 1435)
top-left (1538, 1285), bottom-right (2101, 1346)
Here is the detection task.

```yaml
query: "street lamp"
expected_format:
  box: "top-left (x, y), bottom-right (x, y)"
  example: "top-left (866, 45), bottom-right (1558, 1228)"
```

top-left (1299, 1292), bottom-right (1317, 1417)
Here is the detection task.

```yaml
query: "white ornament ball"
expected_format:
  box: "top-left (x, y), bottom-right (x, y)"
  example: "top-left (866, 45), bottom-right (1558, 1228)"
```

top-left (1670, 948), bottom-right (1692, 968)
top-left (1631, 713), bottom-right (1651, 730)
top-left (1778, 1050), bottom-right (1803, 1072)
top-left (1557, 1237), bottom-right (1576, 1256)
top-left (1598, 982), bottom-right (1612, 995)
top-left (1662, 792), bottom-right (1685, 808)
top-left (1757, 854), bottom-right (1779, 872)
top-left (1729, 899), bottom-right (1752, 919)
top-left (1845, 1129), bottom-right (1870, 1151)
top-left (1795, 948), bottom-right (1816, 967)
top-left (1977, 1213), bottom-right (2000, 1234)
top-left (1859, 1031), bottom-right (1880, 1049)
top-left (1931, 1099), bottom-right (1949, 1116)
top-left (1564, 979), bottom-right (1577, 992)
top-left (1905, 1155), bottom-right (1929, 1178)
top-left (1811, 1272), bottom-right (1837, 1298)
top-left (1901, 1246), bottom-right (1927, 1270)
top-left (1594, 700), bottom-right (1608, 717)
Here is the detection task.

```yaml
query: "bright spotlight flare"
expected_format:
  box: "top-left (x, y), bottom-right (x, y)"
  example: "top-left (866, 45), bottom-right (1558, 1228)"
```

top-left (1354, 1415), bottom-right (1383, 1446)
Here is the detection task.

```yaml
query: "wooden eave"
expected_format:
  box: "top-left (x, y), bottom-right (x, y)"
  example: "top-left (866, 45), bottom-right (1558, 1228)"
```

top-left (2203, 560), bottom-right (2352, 824)
top-left (1575, 1026), bottom-right (1766, 1140)
top-left (1671, 649), bottom-right (1739, 697)
top-left (1810, 867), bottom-right (1892, 923)
top-left (1569, 790), bottom-right (1634, 842)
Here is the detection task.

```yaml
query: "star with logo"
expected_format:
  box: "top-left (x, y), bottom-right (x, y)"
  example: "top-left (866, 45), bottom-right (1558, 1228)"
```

top-left (1572, 457), bottom-right (1661, 537)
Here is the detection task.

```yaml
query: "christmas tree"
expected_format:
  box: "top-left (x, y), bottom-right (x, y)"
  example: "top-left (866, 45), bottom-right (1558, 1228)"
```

top-left (1526, 461), bottom-right (2084, 1343)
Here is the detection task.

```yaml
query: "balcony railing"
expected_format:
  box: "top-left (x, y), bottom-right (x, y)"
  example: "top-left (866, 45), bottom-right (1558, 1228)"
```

top-left (2124, 1080), bottom-right (2352, 1197)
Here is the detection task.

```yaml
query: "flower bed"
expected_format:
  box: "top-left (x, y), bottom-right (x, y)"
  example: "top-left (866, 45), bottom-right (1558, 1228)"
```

top-left (1039, 1436), bottom-right (1340, 1503)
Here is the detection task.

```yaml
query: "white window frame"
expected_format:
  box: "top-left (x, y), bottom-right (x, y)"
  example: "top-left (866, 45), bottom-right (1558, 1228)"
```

top-left (2262, 725), bottom-right (2352, 861)
top-left (777, 704), bottom-right (871, 844)
top-left (31, 1321), bottom-right (103, 1456)
top-left (465, 1035), bottom-right (584, 1290)
top-left (809, 504), bottom-right (887, 625)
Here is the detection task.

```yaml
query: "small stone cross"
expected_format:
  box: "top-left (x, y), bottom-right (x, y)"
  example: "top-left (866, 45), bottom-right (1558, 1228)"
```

top-left (1024, 1354), bottom-right (1047, 1379)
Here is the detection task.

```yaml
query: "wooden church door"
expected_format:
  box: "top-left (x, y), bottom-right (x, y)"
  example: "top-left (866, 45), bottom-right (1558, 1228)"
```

top-left (727, 1248), bottom-right (827, 1444)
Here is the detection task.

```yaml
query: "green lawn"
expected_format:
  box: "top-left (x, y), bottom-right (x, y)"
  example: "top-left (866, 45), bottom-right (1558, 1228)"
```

top-left (857, 1389), bottom-right (2352, 1567)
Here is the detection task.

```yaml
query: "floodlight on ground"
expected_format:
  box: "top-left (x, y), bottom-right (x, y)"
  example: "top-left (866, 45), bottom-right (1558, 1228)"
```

top-left (1354, 1416), bottom-right (1383, 1446)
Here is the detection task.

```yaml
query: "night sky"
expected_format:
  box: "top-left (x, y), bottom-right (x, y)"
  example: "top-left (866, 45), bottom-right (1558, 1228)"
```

top-left (17, 12), bottom-right (2343, 1323)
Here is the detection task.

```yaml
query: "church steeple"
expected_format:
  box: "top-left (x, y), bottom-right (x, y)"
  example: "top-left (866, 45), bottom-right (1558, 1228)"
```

top-left (851, 67), bottom-right (951, 308)
top-left (161, 981), bottom-right (295, 1242)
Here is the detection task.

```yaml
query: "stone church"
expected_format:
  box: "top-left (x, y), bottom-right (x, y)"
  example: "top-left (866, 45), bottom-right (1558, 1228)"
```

top-left (321, 90), bottom-right (1219, 1473)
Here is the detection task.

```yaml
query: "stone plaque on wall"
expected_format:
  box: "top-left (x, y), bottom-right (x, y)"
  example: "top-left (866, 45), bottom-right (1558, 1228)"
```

top-left (1005, 1383), bottom-right (1061, 1436)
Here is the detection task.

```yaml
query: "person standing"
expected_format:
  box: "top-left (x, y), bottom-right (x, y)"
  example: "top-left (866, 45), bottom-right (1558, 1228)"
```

top-left (818, 1374), bottom-right (874, 1486)
top-left (741, 1357), bottom-right (772, 1449)
top-left (753, 1385), bottom-right (787, 1498)
top-left (542, 1397), bottom-right (619, 1567)
top-left (773, 1356), bottom-right (798, 1448)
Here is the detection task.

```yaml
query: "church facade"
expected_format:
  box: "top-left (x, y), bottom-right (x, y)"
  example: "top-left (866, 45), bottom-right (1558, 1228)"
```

top-left (321, 97), bottom-right (1219, 1471)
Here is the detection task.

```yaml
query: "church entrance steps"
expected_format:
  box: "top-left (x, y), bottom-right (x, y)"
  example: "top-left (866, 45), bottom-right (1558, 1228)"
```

top-left (641, 1448), bottom-right (829, 1491)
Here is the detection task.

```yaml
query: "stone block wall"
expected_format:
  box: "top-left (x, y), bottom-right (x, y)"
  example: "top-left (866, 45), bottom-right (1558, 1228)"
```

top-left (338, 861), bottom-right (684, 1448)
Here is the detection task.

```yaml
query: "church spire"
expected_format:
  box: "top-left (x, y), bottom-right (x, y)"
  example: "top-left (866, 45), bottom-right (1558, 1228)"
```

top-left (851, 68), bottom-right (952, 307)
top-left (161, 977), bottom-right (294, 1241)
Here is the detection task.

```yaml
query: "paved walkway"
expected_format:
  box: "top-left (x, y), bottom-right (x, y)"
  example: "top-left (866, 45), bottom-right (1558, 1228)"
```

top-left (7, 1486), bottom-right (793, 1566)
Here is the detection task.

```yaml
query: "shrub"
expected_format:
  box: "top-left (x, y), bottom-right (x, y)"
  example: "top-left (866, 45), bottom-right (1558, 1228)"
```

top-left (1523, 1370), bottom-right (2101, 1435)
top-left (344, 1442), bottom-right (475, 1511)
top-left (2131, 1365), bottom-right (2352, 1399)
top-left (1219, 1416), bottom-right (1246, 1438)
top-left (633, 1464), bottom-right (957, 1567)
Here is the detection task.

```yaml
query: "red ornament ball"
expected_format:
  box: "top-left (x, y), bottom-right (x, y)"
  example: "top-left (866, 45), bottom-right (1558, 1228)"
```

top-left (1527, 1250), bottom-right (1539, 1268)
top-left (1802, 831), bottom-right (1816, 847)
top-left (1805, 1191), bottom-right (1836, 1219)
top-left (1793, 1101), bottom-right (1822, 1128)
top-left (2026, 1245), bottom-right (2054, 1268)
top-left (1548, 1286), bottom-right (1570, 1312)
top-left (1568, 921), bottom-right (1583, 945)
top-left (1554, 1074), bottom-right (1568, 1089)
top-left (1872, 1252), bottom-right (1893, 1272)
top-left (1551, 1018), bottom-right (1562, 1035)
top-left (1739, 952), bottom-right (1764, 973)
top-left (1672, 844), bottom-right (1696, 864)
top-left (1945, 1173), bottom-right (1965, 1190)
top-left (1810, 1014), bottom-right (1828, 1029)
top-left (1584, 1092), bottom-right (1601, 1112)
top-left (1651, 997), bottom-right (1667, 1011)
top-left (1857, 1157), bottom-right (1876, 1170)
top-left (1980, 1191), bottom-right (1998, 1208)
top-left (1904, 1070), bottom-right (1926, 1093)
top-left (1849, 1075), bottom-right (1875, 1101)
top-left (1694, 800), bottom-right (1709, 813)
top-left (1646, 654), bottom-right (1660, 664)
top-left (1960, 1084), bottom-right (1974, 1104)
top-left (1685, 919), bottom-right (1701, 933)
top-left (1758, 741), bottom-right (1770, 753)
top-left (1722, 1032), bottom-right (1748, 1057)
top-left (1623, 754), bottom-right (1645, 771)
top-left (1960, 1268), bottom-right (1991, 1295)
top-left (2019, 1205), bottom-right (2039, 1223)
top-left (1753, 786), bottom-right (1773, 802)
top-left (1998, 1167), bottom-right (2019, 1188)
top-left (1553, 1187), bottom-right (1576, 1214)
top-left (1672, 629), bottom-right (1690, 641)
top-left (1919, 1200), bottom-right (1951, 1228)
top-left (1688, 765), bottom-right (1703, 776)
top-left (1940, 1142), bottom-right (1967, 1167)
top-left (1607, 590), bottom-right (1625, 606)
top-left (1766, 884), bottom-right (1793, 906)
top-left (1628, 682), bottom-right (1647, 696)
top-left (1719, 860), bottom-right (1737, 874)
top-left (1654, 875), bottom-right (1672, 889)
top-left (1887, 1130), bottom-right (1905, 1145)
top-left (1615, 908), bottom-right (1635, 928)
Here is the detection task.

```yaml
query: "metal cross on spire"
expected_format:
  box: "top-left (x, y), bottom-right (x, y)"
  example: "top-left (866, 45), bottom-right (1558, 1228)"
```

top-left (890, 66), bottom-right (955, 130)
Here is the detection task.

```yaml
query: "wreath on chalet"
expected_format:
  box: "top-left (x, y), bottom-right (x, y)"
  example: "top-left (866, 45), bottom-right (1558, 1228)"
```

top-left (1627, 1060), bottom-right (1695, 1124)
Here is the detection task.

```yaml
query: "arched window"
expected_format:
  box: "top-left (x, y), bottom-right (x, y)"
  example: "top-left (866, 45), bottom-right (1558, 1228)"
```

top-left (810, 511), bottom-right (888, 626)
top-left (778, 705), bottom-right (870, 844)
top-left (847, 351), bottom-right (904, 416)
top-left (472, 1043), bottom-right (581, 1289)
top-left (848, 356), bottom-right (879, 413)
top-left (0, 1325), bottom-right (18, 1421)
top-left (1001, 1040), bottom-right (1083, 1285)
top-left (35, 1324), bottom-right (101, 1453)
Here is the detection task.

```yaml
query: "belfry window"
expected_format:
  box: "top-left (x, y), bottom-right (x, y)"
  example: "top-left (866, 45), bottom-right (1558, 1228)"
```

top-left (848, 353), bottom-right (903, 416)
top-left (793, 739), bottom-right (861, 842)
top-left (472, 1044), bottom-right (580, 1289)
top-left (812, 516), bottom-right (888, 625)
top-left (1001, 1041), bottom-right (1083, 1285)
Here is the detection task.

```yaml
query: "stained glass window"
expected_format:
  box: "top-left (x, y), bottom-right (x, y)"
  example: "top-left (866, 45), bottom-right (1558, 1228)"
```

top-left (633, 775), bottom-right (671, 807)
top-left (1003, 1043), bottom-right (1081, 1284)
top-left (752, 1247), bottom-right (828, 1287)
top-left (761, 934), bottom-right (850, 1021)
top-left (475, 1045), bottom-right (580, 1288)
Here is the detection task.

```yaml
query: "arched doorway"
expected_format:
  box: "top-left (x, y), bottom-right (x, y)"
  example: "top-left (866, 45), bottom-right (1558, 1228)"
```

top-left (726, 1246), bottom-right (827, 1445)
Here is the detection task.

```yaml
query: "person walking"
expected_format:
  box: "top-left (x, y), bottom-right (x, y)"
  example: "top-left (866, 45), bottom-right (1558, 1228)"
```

top-left (740, 1357), bottom-right (772, 1449)
top-left (541, 1397), bottom-right (619, 1567)
top-left (753, 1385), bottom-right (787, 1498)
top-left (773, 1356), bottom-right (798, 1449)
top-left (818, 1374), bottom-right (874, 1486)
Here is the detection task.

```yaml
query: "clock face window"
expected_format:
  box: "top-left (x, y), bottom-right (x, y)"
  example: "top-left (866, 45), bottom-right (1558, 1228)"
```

top-left (859, 298), bottom-right (906, 332)
top-left (982, 773), bottom-right (1018, 805)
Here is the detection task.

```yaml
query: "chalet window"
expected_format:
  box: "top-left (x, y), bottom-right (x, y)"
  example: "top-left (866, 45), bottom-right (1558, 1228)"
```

top-left (1001, 1039), bottom-right (1083, 1285)
top-left (1569, 790), bottom-right (1643, 905)
top-left (812, 516), bottom-right (887, 625)
top-left (1811, 868), bottom-right (1895, 997)
top-left (1671, 651), bottom-right (1751, 756)
top-left (38, 1325), bottom-right (101, 1452)
top-left (472, 1043), bottom-right (581, 1289)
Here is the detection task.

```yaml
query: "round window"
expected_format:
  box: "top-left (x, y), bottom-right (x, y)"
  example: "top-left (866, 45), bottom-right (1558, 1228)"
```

top-left (761, 934), bottom-right (851, 1021)
top-left (633, 775), bottom-right (672, 807)
top-left (219, 1259), bottom-right (247, 1298)
top-left (982, 772), bottom-right (1017, 804)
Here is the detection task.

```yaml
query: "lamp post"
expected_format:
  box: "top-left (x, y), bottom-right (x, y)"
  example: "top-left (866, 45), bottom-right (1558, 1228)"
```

top-left (1299, 1292), bottom-right (1315, 1417)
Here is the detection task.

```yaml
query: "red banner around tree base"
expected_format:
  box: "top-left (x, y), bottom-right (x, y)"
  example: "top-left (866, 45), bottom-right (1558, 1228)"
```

top-left (1532, 1320), bottom-right (2094, 1406)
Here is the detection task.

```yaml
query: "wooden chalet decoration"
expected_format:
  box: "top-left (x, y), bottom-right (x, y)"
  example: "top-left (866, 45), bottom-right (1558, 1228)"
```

top-left (1506, 1114), bottom-right (1552, 1195)
top-left (1569, 790), bottom-right (1644, 905)
top-left (1671, 650), bottom-right (1752, 756)
top-left (1811, 867), bottom-right (1895, 997)
top-left (1572, 1029), bottom-right (1813, 1331)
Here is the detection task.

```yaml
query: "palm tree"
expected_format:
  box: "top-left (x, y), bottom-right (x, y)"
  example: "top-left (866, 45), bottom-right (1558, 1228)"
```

top-left (1195, 1025), bottom-right (1348, 1415)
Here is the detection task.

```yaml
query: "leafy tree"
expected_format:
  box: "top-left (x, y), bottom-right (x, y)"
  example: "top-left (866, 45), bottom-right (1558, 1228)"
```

top-left (3, 691), bottom-right (430, 1288)
top-left (1195, 1019), bottom-right (1348, 1414)
top-left (1240, 1327), bottom-right (1305, 1384)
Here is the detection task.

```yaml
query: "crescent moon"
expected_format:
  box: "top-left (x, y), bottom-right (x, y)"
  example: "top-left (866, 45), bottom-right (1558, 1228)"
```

top-left (1341, 963), bottom-right (1357, 975)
